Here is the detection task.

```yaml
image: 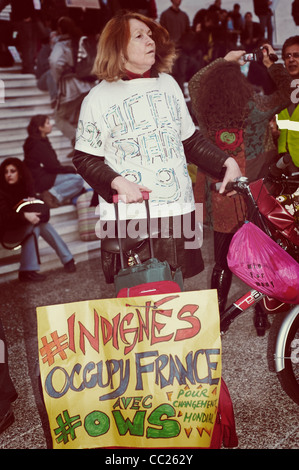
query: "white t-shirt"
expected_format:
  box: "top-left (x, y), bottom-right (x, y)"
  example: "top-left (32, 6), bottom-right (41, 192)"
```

top-left (75, 73), bottom-right (196, 220)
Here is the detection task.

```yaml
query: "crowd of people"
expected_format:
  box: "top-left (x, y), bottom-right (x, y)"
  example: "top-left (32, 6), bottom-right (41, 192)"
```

top-left (0, 0), bottom-right (299, 437)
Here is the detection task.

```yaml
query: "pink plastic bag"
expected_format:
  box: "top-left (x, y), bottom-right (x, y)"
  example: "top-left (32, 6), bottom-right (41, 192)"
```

top-left (227, 222), bottom-right (299, 304)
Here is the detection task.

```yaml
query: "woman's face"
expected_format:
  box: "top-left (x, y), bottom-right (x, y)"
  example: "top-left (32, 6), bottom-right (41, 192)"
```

top-left (125, 19), bottom-right (156, 74)
top-left (38, 117), bottom-right (52, 137)
top-left (4, 164), bottom-right (19, 185)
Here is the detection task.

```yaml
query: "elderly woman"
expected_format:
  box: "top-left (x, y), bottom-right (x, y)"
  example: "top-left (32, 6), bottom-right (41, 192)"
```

top-left (73, 11), bottom-right (241, 283)
top-left (0, 158), bottom-right (76, 282)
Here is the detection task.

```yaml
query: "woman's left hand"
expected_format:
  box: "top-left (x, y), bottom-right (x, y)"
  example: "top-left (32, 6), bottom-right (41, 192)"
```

top-left (219, 157), bottom-right (242, 194)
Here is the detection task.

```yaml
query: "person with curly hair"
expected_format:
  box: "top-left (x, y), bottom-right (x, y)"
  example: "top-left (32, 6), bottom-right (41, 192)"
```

top-left (0, 158), bottom-right (76, 282)
top-left (189, 45), bottom-right (292, 334)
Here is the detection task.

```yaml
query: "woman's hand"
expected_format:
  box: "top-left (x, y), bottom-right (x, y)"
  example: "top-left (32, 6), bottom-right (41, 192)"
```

top-left (23, 211), bottom-right (41, 225)
top-left (224, 50), bottom-right (246, 65)
top-left (111, 176), bottom-right (152, 203)
top-left (219, 157), bottom-right (242, 194)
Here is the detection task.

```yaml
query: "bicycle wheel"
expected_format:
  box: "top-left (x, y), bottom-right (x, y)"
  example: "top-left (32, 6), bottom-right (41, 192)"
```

top-left (274, 306), bottom-right (299, 405)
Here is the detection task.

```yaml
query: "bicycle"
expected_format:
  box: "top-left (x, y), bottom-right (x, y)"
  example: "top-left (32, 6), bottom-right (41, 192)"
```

top-left (215, 167), bottom-right (299, 406)
top-left (101, 166), bottom-right (299, 406)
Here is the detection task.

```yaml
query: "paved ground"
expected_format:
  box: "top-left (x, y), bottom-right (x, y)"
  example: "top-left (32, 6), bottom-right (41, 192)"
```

top-left (0, 225), bottom-right (298, 451)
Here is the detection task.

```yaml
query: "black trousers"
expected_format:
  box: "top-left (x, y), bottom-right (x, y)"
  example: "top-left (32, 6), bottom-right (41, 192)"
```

top-left (213, 231), bottom-right (234, 270)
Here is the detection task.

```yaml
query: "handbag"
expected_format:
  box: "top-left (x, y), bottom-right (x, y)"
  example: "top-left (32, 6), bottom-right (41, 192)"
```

top-left (108, 193), bottom-right (184, 295)
top-left (76, 190), bottom-right (99, 241)
top-left (14, 198), bottom-right (50, 223)
top-left (1, 199), bottom-right (48, 257)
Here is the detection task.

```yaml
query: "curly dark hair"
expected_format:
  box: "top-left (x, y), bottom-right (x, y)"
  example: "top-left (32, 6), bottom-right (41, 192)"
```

top-left (0, 157), bottom-right (34, 195)
top-left (194, 61), bottom-right (254, 135)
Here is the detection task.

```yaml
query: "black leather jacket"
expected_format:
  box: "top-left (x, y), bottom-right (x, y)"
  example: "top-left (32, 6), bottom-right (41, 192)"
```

top-left (73, 130), bottom-right (228, 203)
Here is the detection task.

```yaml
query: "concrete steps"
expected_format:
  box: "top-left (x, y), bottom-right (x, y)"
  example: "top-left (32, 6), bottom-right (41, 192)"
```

top-left (0, 65), bottom-right (101, 283)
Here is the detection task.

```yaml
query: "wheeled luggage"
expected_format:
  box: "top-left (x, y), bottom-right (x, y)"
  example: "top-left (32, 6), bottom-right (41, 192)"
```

top-left (108, 192), bottom-right (184, 296)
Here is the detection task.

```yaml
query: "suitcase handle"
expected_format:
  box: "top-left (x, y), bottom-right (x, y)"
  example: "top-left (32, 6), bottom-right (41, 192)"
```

top-left (113, 191), bottom-right (154, 269)
top-left (112, 191), bottom-right (150, 203)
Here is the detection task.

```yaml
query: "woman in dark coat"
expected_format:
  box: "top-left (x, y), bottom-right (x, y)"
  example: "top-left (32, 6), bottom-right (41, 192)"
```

top-left (0, 158), bottom-right (76, 282)
top-left (23, 115), bottom-right (84, 208)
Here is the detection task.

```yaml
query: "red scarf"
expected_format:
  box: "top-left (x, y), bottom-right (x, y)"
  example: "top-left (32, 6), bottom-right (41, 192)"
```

top-left (125, 69), bottom-right (151, 80)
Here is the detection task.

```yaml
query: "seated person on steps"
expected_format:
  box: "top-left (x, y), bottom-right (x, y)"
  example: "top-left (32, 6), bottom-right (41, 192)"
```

top-left (23, 114), bottom-right (85, 208)
top-left (0, 158), bottom-right (76, 282)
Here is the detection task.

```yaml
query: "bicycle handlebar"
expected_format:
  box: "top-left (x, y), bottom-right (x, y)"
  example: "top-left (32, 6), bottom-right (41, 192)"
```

top-left (210, 177), bottom-right (249, 193)
top-left (211, 155), bottom-right (299, 194)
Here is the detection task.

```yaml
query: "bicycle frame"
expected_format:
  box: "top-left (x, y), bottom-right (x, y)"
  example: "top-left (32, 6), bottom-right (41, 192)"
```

top-left (220, 288), bottom-right (265, 333)
top-left (219, 173), bottom-right (299, 333)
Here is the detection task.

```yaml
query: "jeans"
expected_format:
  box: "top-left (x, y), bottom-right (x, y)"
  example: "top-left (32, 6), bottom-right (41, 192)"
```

top-left (19, 223), bottom-right (73, 272)
top-left (37, 70), bottom-right (58, 102)
top-left (49, 173), bottom-right (84, 204)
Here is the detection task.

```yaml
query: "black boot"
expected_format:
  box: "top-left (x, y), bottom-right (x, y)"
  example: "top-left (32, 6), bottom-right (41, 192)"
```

top-left (254, 302), bottom-right (270, 336)
top-left (211, 266), bottom-right (232, 315)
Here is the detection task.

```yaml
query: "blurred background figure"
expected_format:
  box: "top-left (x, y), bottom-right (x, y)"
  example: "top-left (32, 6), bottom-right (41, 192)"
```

top-left (35, 34), bottom-right (58, 108)
top-left (0, 0), bottom-right (37, 73)
top-left (253, 0), bottom-right (273, 45)
top-left (49, 16), bottom-right (95, 151)
top-left (23, 115), bottom-right (85, 208)
top-left (240, 11), bottom-right (264, 52)
top-left (277, 35), bottom-right (299, 170)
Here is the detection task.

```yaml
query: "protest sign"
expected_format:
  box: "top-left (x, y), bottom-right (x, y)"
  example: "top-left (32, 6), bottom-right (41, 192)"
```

top-left (37, 290), bottom-right (221, 449)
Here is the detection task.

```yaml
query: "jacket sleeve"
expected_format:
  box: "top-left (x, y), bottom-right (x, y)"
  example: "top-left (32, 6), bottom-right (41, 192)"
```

top-left (72, 150), bottom-right (120, 203)
top-left (183, 130), bottom-right (228, 178)
top-left (73, 131), bottom-right (228, 203)
top-left (0, 194), bottom-right (27, 231)
top-left (31, 140), bottom-right (74, 175)
top-left (258, 63), bottom-right (293, 113)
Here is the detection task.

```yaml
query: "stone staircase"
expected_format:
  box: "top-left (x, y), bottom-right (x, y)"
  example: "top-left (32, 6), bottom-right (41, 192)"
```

top-left (0, 65), bottom-right (101, 283)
